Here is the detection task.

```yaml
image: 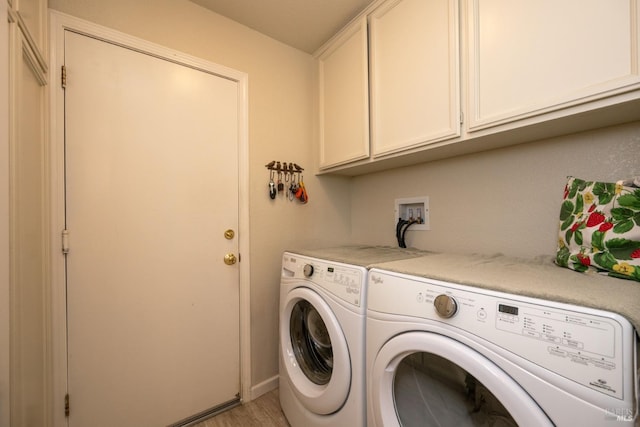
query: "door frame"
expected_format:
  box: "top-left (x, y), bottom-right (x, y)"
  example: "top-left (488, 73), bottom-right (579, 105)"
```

top-left (0, 2), bottom-right (11, 426)
top-left (48, 11), bottom-right (251, 426)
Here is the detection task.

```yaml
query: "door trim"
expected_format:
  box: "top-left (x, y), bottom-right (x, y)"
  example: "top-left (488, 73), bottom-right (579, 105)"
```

top-left (48, 11), bottom-right (250, 427)
top-left (1, 3), bottom-right (12, 426)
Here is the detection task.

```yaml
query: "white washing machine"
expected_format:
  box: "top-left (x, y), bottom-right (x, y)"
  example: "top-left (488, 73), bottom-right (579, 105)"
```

top-left (279, 252), bottom-right (368, 427)
top-left (279, 248), bottom-right (428, 427)
top-left (366, 268), bottom-right (638, 427)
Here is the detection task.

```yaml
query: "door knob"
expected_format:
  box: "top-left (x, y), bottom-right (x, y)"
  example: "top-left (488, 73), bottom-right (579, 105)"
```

top-left (224, 253), bottom-right (237, 265)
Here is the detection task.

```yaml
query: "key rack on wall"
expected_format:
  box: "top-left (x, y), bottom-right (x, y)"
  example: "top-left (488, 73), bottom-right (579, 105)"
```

top-left (265, 160), bottom-right (304, 176)
top-left (265, 161), bottom-right (307, 203)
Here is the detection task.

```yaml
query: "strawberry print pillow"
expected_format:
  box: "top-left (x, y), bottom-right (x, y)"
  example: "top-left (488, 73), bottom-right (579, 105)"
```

top-left (556, 176), bottom-right (640, 282)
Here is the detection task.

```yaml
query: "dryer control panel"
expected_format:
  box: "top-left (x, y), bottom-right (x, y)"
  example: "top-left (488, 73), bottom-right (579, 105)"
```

top-left (494, 302), bottom-right (616, 361)
top-left (283, 253), bottom-right (366, 308)
top-left (367, 269), bottom-right (635, 401)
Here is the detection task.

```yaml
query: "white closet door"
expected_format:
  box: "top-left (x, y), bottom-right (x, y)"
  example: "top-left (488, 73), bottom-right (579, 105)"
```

top-left (64, 31), bottom-right (240, 426)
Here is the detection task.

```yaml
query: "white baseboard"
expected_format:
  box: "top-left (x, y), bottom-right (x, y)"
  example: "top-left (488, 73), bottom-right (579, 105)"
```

top-left (250, 375), bottom-right (279, 401)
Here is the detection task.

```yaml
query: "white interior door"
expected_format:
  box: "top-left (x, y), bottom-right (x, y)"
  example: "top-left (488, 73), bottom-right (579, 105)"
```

top-left (64, 30), bottom-right (240, 426)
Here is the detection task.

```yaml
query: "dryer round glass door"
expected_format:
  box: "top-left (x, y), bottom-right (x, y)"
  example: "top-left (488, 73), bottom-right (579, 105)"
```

top-left (370, 332), bottom-right (553, 427)
top-left (280, 287), bottom-right (351, 415)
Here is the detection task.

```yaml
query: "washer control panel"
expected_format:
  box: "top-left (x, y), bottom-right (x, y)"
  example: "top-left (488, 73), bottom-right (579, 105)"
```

top-left (283, 253), bottom-right (365, 307)
top-left (367, 269), bottom-right (633, 400)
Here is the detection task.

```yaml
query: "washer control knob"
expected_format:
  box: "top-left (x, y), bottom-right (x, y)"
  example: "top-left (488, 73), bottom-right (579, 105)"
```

top-left (303, 264), bottom-right (314, 277)
top-left (434, 294), bottom-right (458, 318)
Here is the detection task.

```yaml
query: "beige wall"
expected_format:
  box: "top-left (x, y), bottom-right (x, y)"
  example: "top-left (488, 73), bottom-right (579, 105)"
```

top-left (351, 121), bottom-right (640, 258)
top-left (47, 0), bottom-right (352, 391)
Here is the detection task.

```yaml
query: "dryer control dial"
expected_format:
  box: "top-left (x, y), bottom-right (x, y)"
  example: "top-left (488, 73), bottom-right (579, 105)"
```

top-left (303, 264), bottom-right (314, 277)
top-left (434, 294), bottom-right (458, 318)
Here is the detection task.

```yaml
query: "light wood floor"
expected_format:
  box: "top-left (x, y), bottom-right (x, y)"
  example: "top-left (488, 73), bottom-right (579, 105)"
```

top-left (194, 388), bottom-right (290, 427)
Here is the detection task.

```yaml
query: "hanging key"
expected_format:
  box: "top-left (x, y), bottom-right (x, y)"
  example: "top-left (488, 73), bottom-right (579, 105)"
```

top-left (269, 170), bottom-right (277, 199)
top-left (277, 171), bottom-right (284, 193)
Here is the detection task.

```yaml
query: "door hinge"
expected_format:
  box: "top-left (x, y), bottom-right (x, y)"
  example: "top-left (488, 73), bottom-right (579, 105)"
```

top-left (65, 393), bottom-right (70, 417)
top-left (61, 65), bottom-right (67, 89)
top-left (62, 229), bottom-right (70, 254)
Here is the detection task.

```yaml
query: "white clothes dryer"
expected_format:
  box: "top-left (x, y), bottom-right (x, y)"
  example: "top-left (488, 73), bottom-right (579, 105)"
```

top-left (279, 248), bottom-right (428, 427)
top-left (366, 268), bottom-right (638, 427)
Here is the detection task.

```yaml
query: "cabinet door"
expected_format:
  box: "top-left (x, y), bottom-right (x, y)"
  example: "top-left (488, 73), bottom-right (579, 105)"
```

top-left (370, 0), bottom-right (460, 157)
top-left (318, 17), bottom-right (370, 169)
top-left (467, 0), bottom-right (640, 131)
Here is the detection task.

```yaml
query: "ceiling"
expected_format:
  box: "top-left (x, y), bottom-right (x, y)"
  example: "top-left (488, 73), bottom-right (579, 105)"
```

top-left (189, 0), bottom-right (376, 54)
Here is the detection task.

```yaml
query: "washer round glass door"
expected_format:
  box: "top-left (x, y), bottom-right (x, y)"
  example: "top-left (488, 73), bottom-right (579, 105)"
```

top-left (290, 299), bottom-right (333, 385)
top-left (370, 332), bottom-right (553, 427)
top-left (280, 287), bottom-right (351, 415)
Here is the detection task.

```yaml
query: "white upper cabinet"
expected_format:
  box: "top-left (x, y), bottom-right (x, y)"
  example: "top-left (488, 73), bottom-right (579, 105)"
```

top-left (369, 0), bottom-right (460, 156)
top-left (318, 17), bottom-right (370, 169)
top-left (466, 0), bottom-right (640, 131)
top-left (315, 0), bottom-right (640, 175)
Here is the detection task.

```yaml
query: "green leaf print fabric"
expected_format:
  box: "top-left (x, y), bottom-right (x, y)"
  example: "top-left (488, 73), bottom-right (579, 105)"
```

top-left (556, 176), bottom-right (640, 282)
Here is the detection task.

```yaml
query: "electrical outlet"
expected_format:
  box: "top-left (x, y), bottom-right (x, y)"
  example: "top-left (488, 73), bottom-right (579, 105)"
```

top-left (395, 197), bottom-right (430, 230)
